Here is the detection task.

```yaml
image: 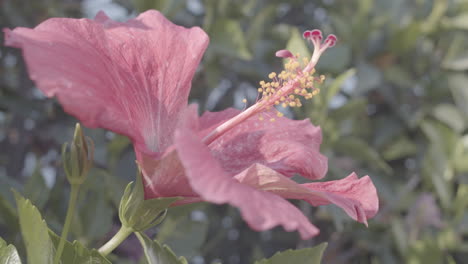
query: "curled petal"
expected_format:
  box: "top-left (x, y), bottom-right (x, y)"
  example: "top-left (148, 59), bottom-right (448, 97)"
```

top-left (235, 164), bottom-right (379, 225)
top-left (174, 106), bottom-right (320, 239)
top-left (4, 10), bottom-right (209, 154)
top-left (199, 108), bottom-right (328, 180)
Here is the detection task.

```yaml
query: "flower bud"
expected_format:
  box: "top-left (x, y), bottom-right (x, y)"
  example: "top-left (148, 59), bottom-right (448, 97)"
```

top-left (119, 167), bottom-right (180, 231)
top-left (61, 123), bottom-right (94, 185)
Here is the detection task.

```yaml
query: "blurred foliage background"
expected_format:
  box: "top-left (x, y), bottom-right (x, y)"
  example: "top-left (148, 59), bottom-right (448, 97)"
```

top-left (1, 0), bottom-right (468, 263)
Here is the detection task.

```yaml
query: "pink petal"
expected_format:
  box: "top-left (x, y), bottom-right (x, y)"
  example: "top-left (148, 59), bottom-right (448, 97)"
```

top-left (235, 164), bottom-right (379, 225)
top-left (137, 150), bottom-right (198, 200)
top-left (4, 10), bottom-right (209, 154)
top-left (198, 108), bottom-right (328, 180)
top-left (174, 106), bottom-right (320, 239)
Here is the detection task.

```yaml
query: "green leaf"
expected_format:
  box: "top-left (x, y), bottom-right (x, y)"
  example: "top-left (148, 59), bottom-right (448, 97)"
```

top-left (382, 135), bottom-right (418, 161)
top-left (157, 204), bottom-right (208, 258)
top-left (442, 13), bottom-right (468, 30)
top-left (119, 170), bottom-right (181, 231)
top-left (448, 74), bottom-right (468, 120)
top-left (24, 167), bottom-right (50, 210)
top-left (13, 190), bottom-right (55, 264)
top-left (325, 68), bottom-right (356, 103)
top-left (209, 19), bottom-right (252, 60)
top-left (254, 243), bottom-right (327, 264)
top-left (335, 137), bottom-right (393, 174)
top-left (48, 231), bottom-right (111, 264)
top-left (135, 232), bottom-right (187, 264)
top-left (433, 103), bottom-right (466, 133)
top-left (285, 28), bottom-right (311, 62)
top-left (0, 237), bottom-right (21, 264)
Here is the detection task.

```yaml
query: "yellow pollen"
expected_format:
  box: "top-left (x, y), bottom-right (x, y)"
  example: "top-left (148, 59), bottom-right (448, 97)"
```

top-left (294, 88), bottom-right (300, 94)
top-left (289, 101), bottom-right (296, 107)
top-left (276, 112), bottom-right (284, 117)
top-left (258, 88), bottom-right (263, 92)
top-left (260, 80), bottom-right (265, 86)
top-left (259, 115), bottom-right (264, 121)
top-left (289, 95), bottom-right (295, 99)
top-left (270, 118), bottom-right (275, 122)
top-left (242, 98), bottom-right (247, 103)
top-left (282, 102), bottom-right (287, 108)
top-left (274, 101), bottom-right (280, 105)
top-left (268, 72), bottom-right (277, 79)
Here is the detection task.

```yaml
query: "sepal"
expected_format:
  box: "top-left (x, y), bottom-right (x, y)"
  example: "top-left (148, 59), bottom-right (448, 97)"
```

top-left (118, 168), bottom-right (180, 232)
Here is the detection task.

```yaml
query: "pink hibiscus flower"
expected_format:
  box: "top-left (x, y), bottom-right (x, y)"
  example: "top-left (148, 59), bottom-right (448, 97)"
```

top-left (4, 10), bottom-right (378, 239)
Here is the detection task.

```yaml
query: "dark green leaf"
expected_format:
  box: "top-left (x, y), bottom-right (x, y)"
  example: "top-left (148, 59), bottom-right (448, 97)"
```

top-left (0, 237), bottom-right (21, 264)
top-left (24, 167), bottom-right (50, 210)
top-left (13, 190), bottom-right (54, 264)
top-left (48, 231), bottom-right (111, 264)
top-left (254, 243), bottom-right (327, 264)
top-left (135, 232), bottom-right (187, 264)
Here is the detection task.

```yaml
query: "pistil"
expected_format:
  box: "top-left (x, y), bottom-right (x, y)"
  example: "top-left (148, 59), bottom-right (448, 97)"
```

top-left (202, 29), bottom-right (336, 146)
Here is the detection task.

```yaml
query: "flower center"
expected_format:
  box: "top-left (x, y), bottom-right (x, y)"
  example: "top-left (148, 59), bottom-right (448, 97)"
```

top-left (202, 29), bottom-right (337, 145)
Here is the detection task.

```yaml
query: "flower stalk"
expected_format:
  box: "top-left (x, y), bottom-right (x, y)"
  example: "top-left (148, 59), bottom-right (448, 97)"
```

top-left (53, 184), bottom-right (80, 264)
top-left (98, 225), bottom-right (134, 257)
top-left (54, 123), bottom-right (94, 264)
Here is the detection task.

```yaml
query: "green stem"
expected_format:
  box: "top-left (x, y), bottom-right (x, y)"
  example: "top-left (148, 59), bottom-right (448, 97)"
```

top-left (98, 225), bottom-right (133, 256)
top-left (53, 184), bottom-right (80, 264)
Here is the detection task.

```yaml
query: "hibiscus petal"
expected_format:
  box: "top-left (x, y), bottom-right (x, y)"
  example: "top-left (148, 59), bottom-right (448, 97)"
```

top-left (198, 108), bottom-right (328, 180)
top-left (174, 106), bottom-right (320, 239)
top-left (235, 164), bottom-right (379, 225)
top-left (4, 10), bottom-right (209, 153)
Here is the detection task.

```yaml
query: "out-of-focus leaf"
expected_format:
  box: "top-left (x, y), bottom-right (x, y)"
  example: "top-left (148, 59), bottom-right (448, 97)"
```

top-left (157, 205), bottom-right (208, 258)
top-left (254, 243), bottom-right (327, 264)
top-left (246, 5), bottom-right (276, 48)
top-left (442, 13), bottom-right (468, 30)
top-left (13, 190), bottom-right (54, 264)
top-left (0, 194), bottom-right (17, 231)
top-left (448, 74), bottom-right (468, 119)
top-left (442, 53), bottom-right (468, 70)
top-left (0, 237), bottom-right (21, 264)
top-left (422, 144), bottom-right (453, 209)
top-left (335, 137), bottom-right (393, 174)
top-left (356, 62), bottom-right (382, 94)
top-left (406, 239), bottom-right (443, 264)
top-left (391, 218), bottom-right (408, 255)
top-left (285, 28), bottom-right (311, 61)
top-left (48, 231), bottom-right (111, 264)
top-left (318, 44), bottom-right (351, 72)
top-left (79, 192), bottom-right (113, 241)
top-left (135, 232), bottom-right (187, 264)
top-left (453, 135), bottom-right (468, 173)
top-left (390, 22), bottom-right (421, 54)
top-left (209, 19), bottom-right (252, 60)
top-left (433, 103), bottom-right (466, 133)
top-left (24, 167), bottom-right (50, 210)
top-left (382, 135), bottom-right (418, 161)
top-left (325, 68), bottom-right (356, 103)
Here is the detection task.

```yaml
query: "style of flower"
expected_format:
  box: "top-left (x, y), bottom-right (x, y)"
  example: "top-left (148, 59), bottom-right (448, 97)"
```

top-left (4, 10), bottom-right (378, 239)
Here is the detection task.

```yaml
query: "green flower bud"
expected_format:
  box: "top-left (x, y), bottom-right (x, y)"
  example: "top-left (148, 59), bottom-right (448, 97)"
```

top-left (119, 167), bottom-right (180, 232)
top-left (61, 123), bottom-right (94, 185)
